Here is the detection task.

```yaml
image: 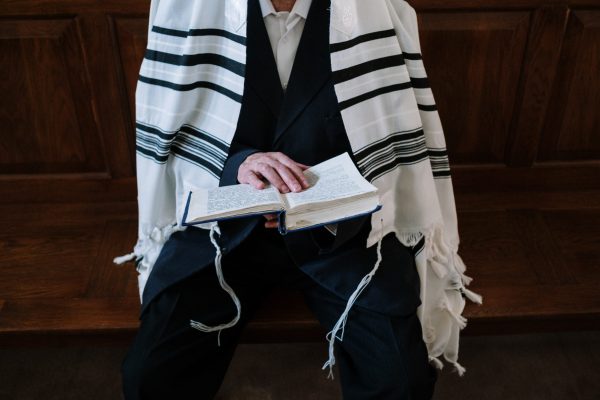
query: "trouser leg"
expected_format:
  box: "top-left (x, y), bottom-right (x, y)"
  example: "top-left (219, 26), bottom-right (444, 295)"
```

top-left (121, 268), bottom-right (264, 400)
top-left (302, 280), bottom-right (438, 400)
top-left (120, 228), bottom-right (281, 400)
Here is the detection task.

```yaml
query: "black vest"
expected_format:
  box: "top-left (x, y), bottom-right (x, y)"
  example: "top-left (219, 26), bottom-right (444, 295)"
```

top-left (232, 0), bottom-right (353, 164)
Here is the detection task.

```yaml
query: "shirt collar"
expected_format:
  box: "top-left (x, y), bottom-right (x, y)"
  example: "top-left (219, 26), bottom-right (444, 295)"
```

top-left (259, 0), bottom-right (312, 20)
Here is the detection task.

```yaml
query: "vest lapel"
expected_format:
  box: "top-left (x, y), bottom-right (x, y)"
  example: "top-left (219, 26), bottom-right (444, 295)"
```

top-left (246, 0), bottom-right (283, 117)
top-left (273, 0), bottom-right (331, 145)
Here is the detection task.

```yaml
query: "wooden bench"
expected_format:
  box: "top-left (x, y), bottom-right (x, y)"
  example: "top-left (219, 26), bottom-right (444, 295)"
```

top-left (1, 198), bottom-right (599, 346)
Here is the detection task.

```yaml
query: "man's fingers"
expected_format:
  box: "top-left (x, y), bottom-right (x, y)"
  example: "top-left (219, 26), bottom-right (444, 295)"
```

top-left (266, 160), bottom-right (304, 192)
top-left (272, 154), bottom-right (310, 189)
top-left (295, 162), bottom-right (311, 170)
top-left (281, 154), bottom-right (311, 170)
top-left (238, 153), bottom-right (311, 193)
top-left (240, 171), bottom-right (265, 190)
top-left (257, 159), bottom-right (302, 193)
top-left (256, 163), bottom-right (289, 193)
top-left (264, 220), bottom-right (278, 229)
top-left (264, 211), bottom-right (278, 228)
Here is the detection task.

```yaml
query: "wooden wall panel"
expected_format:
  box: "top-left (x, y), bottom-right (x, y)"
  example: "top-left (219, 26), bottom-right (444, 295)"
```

top-left (0, 0), bottom-right (597, 199)
top-left (110, 16), bottom-right (150, 139)
top-left (539, 9), bottom-right (600, 161)
top-left (0, 18), bottom-right (105, 175)
top-left (418, 12), bottom-right (531, 165)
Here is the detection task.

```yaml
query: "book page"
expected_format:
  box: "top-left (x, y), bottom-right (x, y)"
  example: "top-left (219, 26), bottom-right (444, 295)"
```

top-left (187, 184), bottom-right (283, 222)
top-left (285, 196), bottom-right (380, 232)
top-left (285, 152), bottom-right (376, 210)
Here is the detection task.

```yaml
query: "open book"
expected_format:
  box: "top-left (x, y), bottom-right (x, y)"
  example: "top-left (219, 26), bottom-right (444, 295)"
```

top-left (181, 152), bottom-right (381, 234)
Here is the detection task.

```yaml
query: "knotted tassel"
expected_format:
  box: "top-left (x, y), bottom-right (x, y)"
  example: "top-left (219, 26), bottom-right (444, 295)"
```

top-left (189, 224), bottom-right (241, 346)
top-left (461, 286), bottom-right (483, 304)
top-left (460, 273), bottom-right (473, 285)
top-left (322, 219), bottom-right (385, 379)
top-left (429, 355), bottom-right (444, 370)
top-left (452, 361), bottom-right (466, 376)
top-left (113, 252), bottom-right (137, 265)
top-left (439, 297), bottom-right (467, 329)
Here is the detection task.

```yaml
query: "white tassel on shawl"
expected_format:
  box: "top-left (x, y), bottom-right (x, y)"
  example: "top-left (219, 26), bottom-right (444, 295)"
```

top-left (408, 224), bottom-right (483, 377)
top-left (460, 286), bottom-right (483, 304)
top-left (113, 252), bottom-right (137, 265)
top-left (189, 224), bottom-right (241, 346)
top-left (113, 222), bottom-right (182, 301)
top-left (113, 224), bottom-right (179, 267)
top-left (428, 355), bottom-right (444, 370)
top-left (322, 220), bottom-right (385, 380)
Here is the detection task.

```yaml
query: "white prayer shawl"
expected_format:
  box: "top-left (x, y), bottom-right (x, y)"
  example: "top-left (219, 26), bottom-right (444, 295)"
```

top-left (114, 0), bottom-right (483, 377)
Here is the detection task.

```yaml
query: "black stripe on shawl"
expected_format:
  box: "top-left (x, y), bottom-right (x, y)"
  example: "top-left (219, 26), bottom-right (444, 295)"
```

top-left (178, 125), bottom-right (230, 153)
top-left (355, 128), bottom-right (425, 163)
top-left (362, 149), bottom-right (452, 181)
top-left (136, 122), bottom-right (175, 141)
top-left (138, 75), bottom-right (243, 103)
top-left (338, 82), bottom-right (412, 110)
top-left (412, 236), bottom-right (425, 257)
top-left (152, 26), bottom-right (247, 46)
top-left (363, 151), bottom-right (430, 182)
top-left (144, 49), bottom-right (245, 77)
top-left (136, 122), bottom-right (229, 153)
top-left (175, 135), bottom-right (228, 165)
top-left (418, 103), bottom-right (438, 112)
top-left (403, 52), bottom-right (422, 60)
top-left (136, 134), bottom-right (171, 156)
top-left (136, 142), bottom-right (224, 179)
top-left (432, 170), bottom-right (451, 178)
top-left (171, 146), bottom-right (222, 177)
top-left (135, 122), bottom-right (230, 177)
top-left (330, 29), bottom-right (396, 53)
top-left (332, 55), bottom-right (405, 84)
top-left (354, 128), bottom-right (431, 182)
top-left (410, 77), bottom-right (430, 89)
top-left (428, 148), bottom-right (448, 158)
top-left (362, 146), bottom-right (429, 179)
top-left (136, 144), bottom-right (169, 163)
top-left (428, 148), bottom-right (451, 178)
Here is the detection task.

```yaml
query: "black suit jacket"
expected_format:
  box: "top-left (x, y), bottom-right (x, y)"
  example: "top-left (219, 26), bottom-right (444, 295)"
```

top-left (140, 0), bottom-right (421, 318)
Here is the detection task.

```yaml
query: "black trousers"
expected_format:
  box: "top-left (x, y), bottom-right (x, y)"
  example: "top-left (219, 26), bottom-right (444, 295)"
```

top-left (121, 224), bottom-right (437, 399)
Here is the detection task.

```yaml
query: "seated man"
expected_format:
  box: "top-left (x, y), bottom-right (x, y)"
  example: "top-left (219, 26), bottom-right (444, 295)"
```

top-left (118, 0), bottom-right (478, 398)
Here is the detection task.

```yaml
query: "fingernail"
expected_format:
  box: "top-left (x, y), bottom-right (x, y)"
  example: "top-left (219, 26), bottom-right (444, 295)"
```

top-left (282, 186), bottom-right (290, 193)
top-left (293, 184), bottom-right (301, 192)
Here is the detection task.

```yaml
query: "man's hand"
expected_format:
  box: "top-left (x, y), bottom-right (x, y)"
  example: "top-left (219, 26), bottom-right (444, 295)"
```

top-left (238, 152), bottom-right (310, 228)
top-left (238, 152), bottom-right (310, 192)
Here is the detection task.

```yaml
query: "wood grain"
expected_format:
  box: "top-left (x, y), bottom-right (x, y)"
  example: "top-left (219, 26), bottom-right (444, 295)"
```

top-left (0, 0), bottom-right (599, 343)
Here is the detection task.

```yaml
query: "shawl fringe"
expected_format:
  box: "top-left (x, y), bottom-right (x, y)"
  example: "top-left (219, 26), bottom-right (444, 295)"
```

top-left (113, 221), bottom-right (181, 301)
top-left (398, 223), bottom-right (483, 377)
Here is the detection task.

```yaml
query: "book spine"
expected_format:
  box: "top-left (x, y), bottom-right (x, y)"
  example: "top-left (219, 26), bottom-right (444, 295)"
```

top-left (181, 191), bottom-right (193, 226)
top-left (277, 211), bottom-right (288, 235)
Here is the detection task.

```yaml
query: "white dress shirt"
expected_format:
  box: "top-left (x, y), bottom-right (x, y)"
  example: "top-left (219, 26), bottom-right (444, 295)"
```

top-left (258, 0), bottom-right (312, 91)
